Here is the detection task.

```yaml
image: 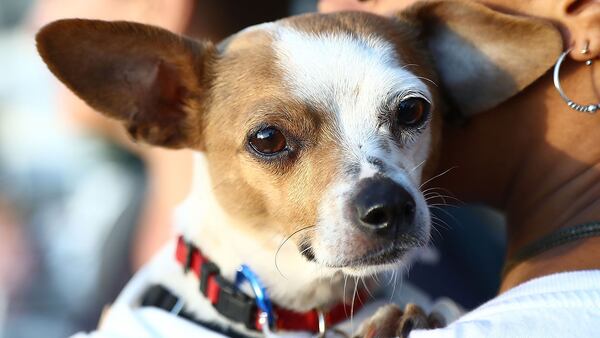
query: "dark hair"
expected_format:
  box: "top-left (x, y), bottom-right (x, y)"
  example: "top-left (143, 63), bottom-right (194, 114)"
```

top-left (189, 0), bottom-right (291, 41)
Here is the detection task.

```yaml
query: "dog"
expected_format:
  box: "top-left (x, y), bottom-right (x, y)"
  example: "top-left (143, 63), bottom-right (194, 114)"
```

top-left (35, 1), bottom-right (560, 336)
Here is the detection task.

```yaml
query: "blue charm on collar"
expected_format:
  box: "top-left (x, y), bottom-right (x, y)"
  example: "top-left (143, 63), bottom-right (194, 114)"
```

top-left (235, 264), bottom-right (275, 328)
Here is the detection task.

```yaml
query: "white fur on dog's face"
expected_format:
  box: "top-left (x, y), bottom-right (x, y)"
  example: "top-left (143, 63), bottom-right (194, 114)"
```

top-left (274, 26), bottom-right (433, 274)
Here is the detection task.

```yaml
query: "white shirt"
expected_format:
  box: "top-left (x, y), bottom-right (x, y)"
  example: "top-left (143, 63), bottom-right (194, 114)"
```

top-left (411, 270), bottom-right (600, 338)
top-left (74, 270), bottom-right (600, 338)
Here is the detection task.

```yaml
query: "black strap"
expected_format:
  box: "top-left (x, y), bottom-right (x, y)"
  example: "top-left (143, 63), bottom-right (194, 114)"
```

top-left (503, 221), bottom-right (600, 275)
top-left (176, 238), bottom-right (260, 331)
top-left (141, 285), bottom-right (254, 338)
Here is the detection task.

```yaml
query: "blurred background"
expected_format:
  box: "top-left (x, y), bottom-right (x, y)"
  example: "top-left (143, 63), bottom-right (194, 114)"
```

top-left (0, 1), bottom-right (505, 337)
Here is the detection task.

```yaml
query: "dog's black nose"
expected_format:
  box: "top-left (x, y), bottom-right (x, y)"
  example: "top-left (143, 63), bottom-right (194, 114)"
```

top-left (353, 176), bottom-right (416, 237)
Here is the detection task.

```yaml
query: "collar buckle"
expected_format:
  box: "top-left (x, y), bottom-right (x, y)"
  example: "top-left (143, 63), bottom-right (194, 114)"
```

top-left (235, 264), bottom-right (275, 330)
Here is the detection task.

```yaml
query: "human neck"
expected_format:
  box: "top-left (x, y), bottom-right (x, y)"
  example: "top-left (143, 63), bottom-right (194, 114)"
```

top-left (437, 59), bottom-right (600, 292)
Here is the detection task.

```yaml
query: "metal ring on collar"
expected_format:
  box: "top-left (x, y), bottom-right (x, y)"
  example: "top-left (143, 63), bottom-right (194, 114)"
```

top-left (317, 309), bottom-right (327, 337)
top-left (553, 48), bottom-right (599, 114)
top-left (258, 311), bottom-right (275, 337)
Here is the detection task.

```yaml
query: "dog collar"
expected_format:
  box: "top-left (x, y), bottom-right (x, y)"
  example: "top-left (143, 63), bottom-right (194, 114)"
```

top-left (173, 236), bottom-right (364, 334)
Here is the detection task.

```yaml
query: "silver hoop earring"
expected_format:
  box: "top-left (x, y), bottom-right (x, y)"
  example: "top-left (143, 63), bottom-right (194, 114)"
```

top-left (553, 48), bottom-right (599, 114)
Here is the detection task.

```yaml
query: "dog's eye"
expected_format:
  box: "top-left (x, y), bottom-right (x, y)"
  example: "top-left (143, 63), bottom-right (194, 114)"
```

top-left (396, 97), bottom-right (430, 127)
top-left (249, 126), bottom-right (287, 155)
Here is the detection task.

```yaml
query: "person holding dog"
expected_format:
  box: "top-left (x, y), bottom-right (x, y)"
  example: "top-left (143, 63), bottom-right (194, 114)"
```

top-left (321, 0), bottom-right (600, 337)
top-left (29, 0), bottom-right (599, 337)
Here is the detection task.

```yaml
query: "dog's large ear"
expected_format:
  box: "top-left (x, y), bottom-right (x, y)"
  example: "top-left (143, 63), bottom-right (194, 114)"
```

top-left (36, 19), bottom-right (217, 148)
top-left (400, 0), bottom-right (562, 115)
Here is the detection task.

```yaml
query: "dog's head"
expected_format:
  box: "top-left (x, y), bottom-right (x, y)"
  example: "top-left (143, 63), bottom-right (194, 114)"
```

top-left (36, 1), bottom-right (560, 276)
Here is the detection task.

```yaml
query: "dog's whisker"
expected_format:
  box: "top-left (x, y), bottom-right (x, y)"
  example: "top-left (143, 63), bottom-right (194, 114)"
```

top-left (410, 159), bottom-right (427, 173)
top-left (430, 222), bottom-right (444, 240)
top-left (424, 191), bottom-right (464, 205)
top-left (429, 203), bottom-right (459, 209)
top-left (389, 269), bottom-right (399, 303)
top-left (431, 216), bottom-right (449, 230)
top-left (425, 191), bottom-right (460, 205)
top-left (360, 276), bottom-right (375, 300)
top-left (399, 63), bottom-right (419, 70)
top-left (429, 206), bottom-right (462, 227)
top-left (426, 197), bottom-right (464, 206)
top-left (298, 244), bottom-right (314, 255)
top-left (431, 215), bottom-right (451, 231)
top-left (387, 269), bottom-right (395, 286)
top-left (350, 277), bottom-right (359, 329)
top-left (421, 187), bottom-right (446, 195)
top-left (428, 202), bottom-right (457, 208)
top-left (423, 189), bottom-right (443, 196)
top-left (422, 186), bottom-right (459, 198)
top-left (394, 66), bottom-right (438, 87)
top-left (423, 192), bottom-right (447, 201)
top-left (424, 192), bottom-right (448, 205)
top-left (355, 277), bottom-right (365, 304)
top-left (274, 225), bottom-right (316, 279)
top-left (343, 274), bottom-right (350, 318)
top-left (400, 263), bottom-right (408, 291)
top-left (416, 76), bottom-right (438, 87)
top-left (420, 166), bottom-right (458, 189)
top-left (372, 272), bottom-right (382, 286)
top-left (423, 192), bottom-right (441, 199)
top-left (423, 189), bottom-right (449, 197)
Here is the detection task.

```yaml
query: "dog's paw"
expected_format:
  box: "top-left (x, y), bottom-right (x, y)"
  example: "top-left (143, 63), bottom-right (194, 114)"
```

top-left (395, 304), bottom-right (445, 338)
top-left (354, 304), bottom-right (403, 338)
top-left (353, 303), bottom-right (445, 338)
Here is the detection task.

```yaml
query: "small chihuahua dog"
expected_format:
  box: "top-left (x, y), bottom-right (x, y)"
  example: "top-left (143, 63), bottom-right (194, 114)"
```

top-left (36, 1), bottom-right (560, 337)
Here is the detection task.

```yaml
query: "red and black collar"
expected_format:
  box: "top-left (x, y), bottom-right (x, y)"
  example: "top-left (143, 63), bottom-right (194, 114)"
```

top-left (164, 236), bottom-right (364, 334)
